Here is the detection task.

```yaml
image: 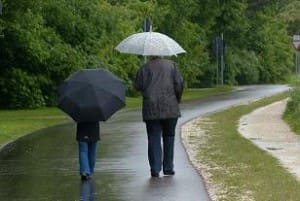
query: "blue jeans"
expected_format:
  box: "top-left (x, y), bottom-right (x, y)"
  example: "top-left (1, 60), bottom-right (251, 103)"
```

top-left (145, 118), bottom-right (178, 173)
top-left (78, 141), bottom-right (97, 176)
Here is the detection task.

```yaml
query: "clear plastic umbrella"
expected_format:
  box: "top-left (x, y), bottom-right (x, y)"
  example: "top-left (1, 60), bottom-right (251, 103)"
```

top-left (115, 32), bottom-right (186, 56)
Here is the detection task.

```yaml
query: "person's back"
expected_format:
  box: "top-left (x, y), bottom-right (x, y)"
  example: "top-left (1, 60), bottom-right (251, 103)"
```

top-left (76, 122), bottom-right (100, 142)
top-left (135, 57), bottom-right (184, 121)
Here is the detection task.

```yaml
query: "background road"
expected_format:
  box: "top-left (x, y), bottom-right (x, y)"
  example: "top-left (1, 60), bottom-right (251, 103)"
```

top-left (0, 85), bottom-right (289, 201)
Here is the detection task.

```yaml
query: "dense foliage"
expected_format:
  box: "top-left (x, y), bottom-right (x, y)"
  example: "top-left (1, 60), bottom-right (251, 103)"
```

top-left (0, 0), bottom-right (298, 108)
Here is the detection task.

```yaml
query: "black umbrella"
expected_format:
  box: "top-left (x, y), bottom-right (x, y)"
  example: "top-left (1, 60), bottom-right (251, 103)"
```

top-left (58, 68), bottom-right (126, 122)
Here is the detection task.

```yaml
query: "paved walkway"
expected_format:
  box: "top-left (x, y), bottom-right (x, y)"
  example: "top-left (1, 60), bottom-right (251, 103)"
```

top-left (239, 99), bottom-right (300, 180)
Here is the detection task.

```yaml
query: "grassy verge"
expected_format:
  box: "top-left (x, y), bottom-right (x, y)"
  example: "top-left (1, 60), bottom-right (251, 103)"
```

top-left (126, 86), bottom-right (232, 108)
top-left (0, 86), bottom-right (232, 146)
top-left (192, 92), bottom-right (300, 201)
top-left (181, 86), bottom-right (232, 102)
top-left (0, 108), bottom-right (68, 146)
top-left (283, 84), bottom-right (300, 134)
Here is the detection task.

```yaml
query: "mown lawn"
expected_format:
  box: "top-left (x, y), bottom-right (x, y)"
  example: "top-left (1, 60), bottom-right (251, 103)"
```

top-left (0, 86), bottom-right (231, 146)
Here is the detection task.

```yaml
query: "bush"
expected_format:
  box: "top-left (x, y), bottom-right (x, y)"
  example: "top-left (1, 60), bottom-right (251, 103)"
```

top-left (0, 68), bottom-right (46, 109)
top-left (225, 49), bottom-right (260, 85)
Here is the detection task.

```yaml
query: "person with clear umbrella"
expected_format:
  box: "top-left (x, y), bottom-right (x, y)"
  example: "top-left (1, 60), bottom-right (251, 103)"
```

top-left (134, 55), bottom-right (184, 177)
top-left (116, 30), bottom-right (186, 177)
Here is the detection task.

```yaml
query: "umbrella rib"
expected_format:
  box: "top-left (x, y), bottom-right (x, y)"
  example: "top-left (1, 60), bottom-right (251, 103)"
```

top-left (94, 86), bottom-right (125, 107)
top-left (142, 32), bottom-right (150, 56)
top-left (164, 39), bottom-right (176, 56)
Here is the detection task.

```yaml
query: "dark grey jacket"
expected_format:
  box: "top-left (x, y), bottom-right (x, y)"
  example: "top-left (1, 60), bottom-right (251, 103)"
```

top-left (135, 57), bottom-right (184, 121)
top-left (76, 122), bottom-right (100, 142)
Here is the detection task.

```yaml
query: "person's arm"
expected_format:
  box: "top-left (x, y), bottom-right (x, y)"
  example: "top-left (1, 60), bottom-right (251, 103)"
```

top-left (135, 66), bottom-right (152, 92)
top-left (134, 68), bottom-right (144, 92)
top-left (173, 64), bottom-right (184, 103)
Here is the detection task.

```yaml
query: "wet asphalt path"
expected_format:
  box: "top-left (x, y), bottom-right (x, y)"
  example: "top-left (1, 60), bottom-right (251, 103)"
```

top-left (0, 85), bottom-right (289, 201)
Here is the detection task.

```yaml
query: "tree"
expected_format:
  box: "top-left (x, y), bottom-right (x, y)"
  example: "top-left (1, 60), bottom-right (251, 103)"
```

top-left (279, 1), bottom-right (300, 34)
top-left (247, 10), bottom-right (293, 83)
top-left (0, 0), bottom-right (296, 108)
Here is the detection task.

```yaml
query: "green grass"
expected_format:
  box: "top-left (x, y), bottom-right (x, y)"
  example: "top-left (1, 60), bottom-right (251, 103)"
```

top-left (282, 81), bottom-right (300, 135)
top-left (194, 92), bottom-right (300, 201)
top-left (283, 102), bottom-right (300, 134)
top-left (182, 86), bottom-right (232, 101)
top-left (0, 108), bottom-right (68, 146)
top-left (126, 86), bottom-right (232, 108)
top-left (0, 86), bottom-right (232, 147)
top-left (125, 96), bottom-right (143, 109)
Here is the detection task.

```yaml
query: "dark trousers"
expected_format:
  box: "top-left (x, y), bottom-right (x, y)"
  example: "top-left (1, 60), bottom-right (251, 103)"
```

top-left (145, 118), bottom-right (178, 173)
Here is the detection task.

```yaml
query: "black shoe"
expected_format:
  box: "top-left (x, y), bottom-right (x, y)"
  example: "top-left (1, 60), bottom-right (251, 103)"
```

top-left (81, 175), bottom-right (90, 181)
top-left (163, 170), bottom-right (175, 176)
top-left (151, 172), bottom-right (159, 177)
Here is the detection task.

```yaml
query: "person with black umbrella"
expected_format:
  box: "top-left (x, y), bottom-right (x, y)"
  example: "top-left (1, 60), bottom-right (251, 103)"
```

top-left (58, 68), bottom-right (126, 180)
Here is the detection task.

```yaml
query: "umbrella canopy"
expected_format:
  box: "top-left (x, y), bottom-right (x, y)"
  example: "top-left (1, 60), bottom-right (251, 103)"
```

top-left (115, 31), bottom-right (186, 56)
top-left (58, 68), bottom-right (126, 122)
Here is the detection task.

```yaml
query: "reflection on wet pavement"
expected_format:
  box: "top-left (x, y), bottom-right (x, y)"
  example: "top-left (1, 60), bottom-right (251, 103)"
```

top-left (0, 85), bottom-right (289, 201)
top-left (80, 180), bottom-right (96, 201)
